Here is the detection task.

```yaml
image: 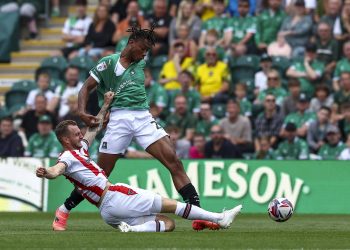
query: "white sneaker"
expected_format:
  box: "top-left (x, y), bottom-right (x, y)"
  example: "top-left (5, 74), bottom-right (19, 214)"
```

top-left (218, 204), bottom-right (243, 229)
top-left (118, 222), bottom-right (132, 232)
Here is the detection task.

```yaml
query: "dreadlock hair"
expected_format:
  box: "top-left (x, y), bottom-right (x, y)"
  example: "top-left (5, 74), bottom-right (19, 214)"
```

top-left (126, 23), bottom-right (157, 46)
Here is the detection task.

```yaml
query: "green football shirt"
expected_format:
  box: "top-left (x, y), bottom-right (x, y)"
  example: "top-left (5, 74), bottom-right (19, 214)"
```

top-left (202, 16), bottom-right (228, 38)
top-left (165, 112), bottom-right (197, 138)
top-left (168, 89), bottom-right (201, 113)
top-left (195, 117), bottom-right (219, 138)
top-left (274, 137), bottom-right (309, 160)
top-left (318, 142), bottom-right (346, 160)
top-left (255, 9), bottom-right (286, 45)
top-left (239, 97), bottom-right (252, 117)
top-left (257, 87), bottom-right (288, 106)
top-left (283, 111), bottom-right (316, 128)
top-left (90, 53), bottom-right (149, 110)
top-left (289, 60), bottom-right (325, 96)
top-left (25, 131), bottom-right (62, 158)
top-left (225, 16), bottom-right (256, 44)
top-left (334, 58), bottom-right (350, 80)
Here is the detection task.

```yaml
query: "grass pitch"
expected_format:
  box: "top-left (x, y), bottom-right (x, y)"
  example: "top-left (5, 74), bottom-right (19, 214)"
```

top-left (0, 212), bottom-right (349, 249)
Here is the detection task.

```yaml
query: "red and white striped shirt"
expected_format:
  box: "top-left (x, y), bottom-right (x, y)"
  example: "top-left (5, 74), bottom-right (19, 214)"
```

top-left (58, 140), bottom-right (107, 206)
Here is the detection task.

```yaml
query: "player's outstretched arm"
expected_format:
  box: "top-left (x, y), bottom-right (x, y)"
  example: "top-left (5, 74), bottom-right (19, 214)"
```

top-left (83, 91), bottom-right (114, 146)
top-left (36, 162), bottom-right (67, 179)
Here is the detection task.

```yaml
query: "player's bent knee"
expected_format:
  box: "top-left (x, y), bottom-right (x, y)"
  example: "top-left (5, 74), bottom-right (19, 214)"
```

top-left (164, 218), bottom-right (175, 232)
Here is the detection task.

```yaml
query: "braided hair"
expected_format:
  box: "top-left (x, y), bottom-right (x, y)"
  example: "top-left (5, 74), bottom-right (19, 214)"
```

top-left (126, 23), bottom-right (157, 46)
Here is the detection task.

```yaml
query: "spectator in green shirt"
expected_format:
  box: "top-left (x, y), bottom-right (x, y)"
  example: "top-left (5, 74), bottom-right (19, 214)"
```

top-left (332, 41), bottom-right (350, 91)
top-left (333, 72), bottom-right (350, 114)
top-left (195, 102), bottom-right (219, 139)
top-left (166, 95), bottom-right (197, 140)
top-left (255, 0), bottom-right (286, 53)
top-left (274, 122), bottom-right (309, 160)
top-left (336, 102), bottom-right (350, 141)
top-left (281, 93), bottom-right (316, 138)
top-left (318, 125), bottom-right (346, 160)
top-left (286, 42), bottom-right (325, 97)
top-left (168, 70), bottom-right (201, 114)
top-left (197, 29), bottom-right (226, 64)
top-left (24, 115), bottom-right (62, 158)
top-left (224, 0), bottom-right (256, 55)
top-left (235, 83), bottom-right (252, 117)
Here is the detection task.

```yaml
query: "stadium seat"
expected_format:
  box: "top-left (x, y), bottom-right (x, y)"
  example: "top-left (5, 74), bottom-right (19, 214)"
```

top-left (69, 56), bottom-right (95, 82)
top-left (271, 56), bottom-right (291, 79)
top-left (230, 55), bottom-right (260, 84)
top-left (11, 80), bottom-right (36, 92)
top-left (35, 56), bottom-right (68, 81)
top-left (5, 89), bottom-right (28, 113)
top-left (150, 55), bottom-right (168, 81)
top-left (212, 103), bottom-right (226, 119)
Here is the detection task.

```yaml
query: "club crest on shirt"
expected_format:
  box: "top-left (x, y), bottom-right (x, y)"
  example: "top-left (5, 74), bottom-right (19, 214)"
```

top-left (102, 141), bottom-right (107, 149)
top-left (97, 62), bottom-right (107, 71)
top-left (130, 70), bottom-right (135, 75)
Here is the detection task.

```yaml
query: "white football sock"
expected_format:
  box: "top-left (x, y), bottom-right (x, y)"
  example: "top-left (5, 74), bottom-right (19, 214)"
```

top-left (175, 202), bottom-right (222, 223)
top-left (58, 204), bottom-right (70, 214)
top-left (130, 220), bottom-right (165, 232)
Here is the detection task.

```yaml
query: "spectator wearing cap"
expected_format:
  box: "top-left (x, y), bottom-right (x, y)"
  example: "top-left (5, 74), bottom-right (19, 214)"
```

top-left (307, 106), bottom-right (332, 153)
top-left (279, 0), bottom-right (313, 57)
top-left (281, 78), bottom-right (301, 117)
top-left (159, 41), bottom-right (194, 90)
top-left (318, 125), bottom-right (346, 159)
top-left (21, 94), bottom-right (57, 140)
top-left (195, 102), bottom-right (219, 139)
top-left (24, 115), bottom-right (62, 158)
top-left (224, 0), bottom-right (256, 55)
top-left (60, 0), bottom-right (92, 59)
top-left (333, 72), bottom-right (350, 113)
top-left (255, 94), bottom-right (283, 150)
top-left (286, 42), bottom-right (325, 98)
top-left (204, 125), bottom-right (242, 159)
top-left (315, 22), bottom-right (339, 78)
top-left (189, 133), bottom-right (206, 159)
top-left (309, 85), bottom-right (334, 113)
top-left (267, 32), bottom-right (292, 58)
top-left (338, 134), bottom-right (350, 160)
top-left (254, 53), bottom-right (272, 95)
top-left (0, 117), bottom-right (24, 157)
top-left (219, 99), bottom-right (252, 154)
top-left (255, 0), bottom-right (286, 53)
top-left (166, 126), bottom-right (191, 159)
top-left (274, 122), bottom-right (309, 160)
top-left (167, 70), bottom-right (201, 114)
top-left (281, 93), bottom-right (316, 138)
top-left (165, 95), bottom-right (197, 141)
top-left (332, 42), bottom-right (350, 91)
top-left (48, 65), bottom-right (83, 118)
top-left (255, 69), bottom-right (288, 107)
top-left (253, 136), bottom-right (275, 160)
top-left (196, 46), bottom-right (230, 102)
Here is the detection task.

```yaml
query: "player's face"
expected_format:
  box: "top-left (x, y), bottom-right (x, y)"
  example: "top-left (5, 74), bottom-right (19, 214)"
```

top-left (68, 125), bottom-right (83, 149)
top-left (131, 40), bottom-right (151, 62)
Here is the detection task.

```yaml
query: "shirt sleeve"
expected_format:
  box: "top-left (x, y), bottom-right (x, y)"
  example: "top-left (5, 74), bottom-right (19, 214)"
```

top-left (62, 19), bottom-right (70, 34)
top-left (57, 152), bottom-right (72, 169)
top-left (89, 57), bottom-right (109, 84)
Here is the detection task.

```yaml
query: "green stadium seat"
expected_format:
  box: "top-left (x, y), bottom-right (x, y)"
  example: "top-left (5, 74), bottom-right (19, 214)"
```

top-left (11, 80), bottom-right (36, 92)
top-left (69, 56), bottom-right (95, 82)
top-left (35, 56), bottom-right (68, 81)
top-left (230, 55), bottom-right (260, 84)
top-left (5, 89), bottom-right (28, 113)
top-left (212, 103), bottom-right (226, 119)
top-left (271, 56), bottom-right (291, 79)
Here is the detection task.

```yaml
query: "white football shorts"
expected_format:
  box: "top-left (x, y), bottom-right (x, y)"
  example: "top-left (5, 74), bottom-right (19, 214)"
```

top-left (99, 109), bottom-right (168, 154)
top-left (99, 183), bottom-right (162, 228)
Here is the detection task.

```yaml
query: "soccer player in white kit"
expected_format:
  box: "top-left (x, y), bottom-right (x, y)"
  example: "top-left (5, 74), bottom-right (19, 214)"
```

top-left (36, 92), bottom-right (242, 232)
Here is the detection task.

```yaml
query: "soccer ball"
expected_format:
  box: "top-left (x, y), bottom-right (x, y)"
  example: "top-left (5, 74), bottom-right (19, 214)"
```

top-left (268, 197), bottom-right (294, 222)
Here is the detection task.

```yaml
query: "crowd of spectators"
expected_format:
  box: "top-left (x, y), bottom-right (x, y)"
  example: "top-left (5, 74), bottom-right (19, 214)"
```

top-left (1, 0), bottom-right (350, 161)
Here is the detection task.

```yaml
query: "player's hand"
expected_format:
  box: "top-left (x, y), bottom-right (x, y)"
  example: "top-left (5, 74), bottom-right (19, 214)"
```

top-left (36, 167), bottom-right (47, 178)
top-left (79, 112), bottom-right (99, 127)
top-left (104, 91), bottom-right (114, 105)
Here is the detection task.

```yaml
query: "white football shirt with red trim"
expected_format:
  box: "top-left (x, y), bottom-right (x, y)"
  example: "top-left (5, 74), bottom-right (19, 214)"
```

top-left (58, 140), bottom-right (107, 205)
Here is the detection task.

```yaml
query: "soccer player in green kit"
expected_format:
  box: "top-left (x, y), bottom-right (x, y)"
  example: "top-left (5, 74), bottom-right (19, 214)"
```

top-left (52, 26), bottom-right (216, 231)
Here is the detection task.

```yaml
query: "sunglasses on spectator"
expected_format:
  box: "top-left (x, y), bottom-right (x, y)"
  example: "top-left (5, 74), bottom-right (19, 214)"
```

top-left (268, 77), bottom-right (279, 81)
